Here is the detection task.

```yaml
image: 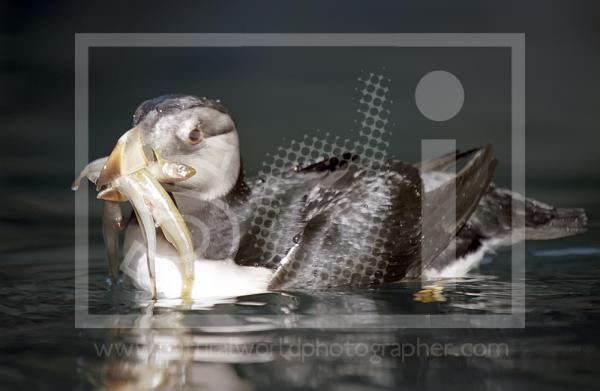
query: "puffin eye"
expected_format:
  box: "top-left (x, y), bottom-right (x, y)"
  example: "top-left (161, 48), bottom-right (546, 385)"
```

top-left (187, 128), bottom-right (203, 144)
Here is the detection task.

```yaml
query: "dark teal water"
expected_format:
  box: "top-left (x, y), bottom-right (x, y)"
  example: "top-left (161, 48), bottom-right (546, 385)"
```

top-left (0, 185), bottom-right (599, 390)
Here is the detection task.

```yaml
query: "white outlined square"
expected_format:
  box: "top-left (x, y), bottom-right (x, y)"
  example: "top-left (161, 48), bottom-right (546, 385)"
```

top-left (75, 33), bottom-right (525, 329)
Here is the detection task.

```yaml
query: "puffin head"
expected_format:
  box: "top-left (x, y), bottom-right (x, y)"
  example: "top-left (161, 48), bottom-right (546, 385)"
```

top-left (97, 94), bottom-right (241, 201)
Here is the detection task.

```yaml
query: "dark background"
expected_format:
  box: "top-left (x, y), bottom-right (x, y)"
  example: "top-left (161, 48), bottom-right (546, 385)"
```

top-left (1, 0), bottom-right (599, 247)
top-left (89, 46), bottom-right (511, 176)
top-left (0, 2), bottom-right (599, 389)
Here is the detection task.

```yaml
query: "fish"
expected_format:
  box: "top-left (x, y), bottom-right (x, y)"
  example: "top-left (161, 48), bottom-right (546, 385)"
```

top-left (109, 169), bottom-right (195, 300)
top-left (73, 146), bottom-right (197, 300)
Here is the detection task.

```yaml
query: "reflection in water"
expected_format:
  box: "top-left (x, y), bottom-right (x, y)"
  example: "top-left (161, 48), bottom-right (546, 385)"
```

top-left (81, 310), bottom-right (513, 390)
top-left (79, 295), bottom-right (600, 391)
top-left (83, 311), bottom-right (259, 390)
top-left (1, 234), bottom-right (600, 389)
top-left (75, 258), bottom-right (599, 390)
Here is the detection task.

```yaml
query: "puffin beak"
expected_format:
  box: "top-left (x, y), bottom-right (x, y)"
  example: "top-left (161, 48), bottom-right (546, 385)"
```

top-left (96, 126), bottom-right (149, 192)
top-left (96, 126), bottom-right (196, 201)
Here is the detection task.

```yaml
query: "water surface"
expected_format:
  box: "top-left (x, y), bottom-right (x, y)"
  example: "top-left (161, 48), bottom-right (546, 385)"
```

top-left (0, 187), bottom-right (599, 390)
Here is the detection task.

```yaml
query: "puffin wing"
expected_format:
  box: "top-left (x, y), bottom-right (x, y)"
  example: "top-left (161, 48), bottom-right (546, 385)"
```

top-left (418, 147), bottom-right (587, 276)
top-left (268, 156), bottom-right (423, 289)
top-left (246, 146), bottom-right (496, 288)
top-left (405, 145), bottom-right (497, 276)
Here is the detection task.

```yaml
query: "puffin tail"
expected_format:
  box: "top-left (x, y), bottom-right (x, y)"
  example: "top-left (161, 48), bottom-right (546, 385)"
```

top-left (423, 188), bottom-right (588, 278)
top-left (468, 186), bottom-right (588, 246)
top-left (514, 190), bottom-right (588, 241)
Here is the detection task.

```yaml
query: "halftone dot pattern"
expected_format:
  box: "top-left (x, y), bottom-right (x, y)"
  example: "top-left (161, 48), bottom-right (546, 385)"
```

top-left (248, 72), bottom-right (398, 283)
